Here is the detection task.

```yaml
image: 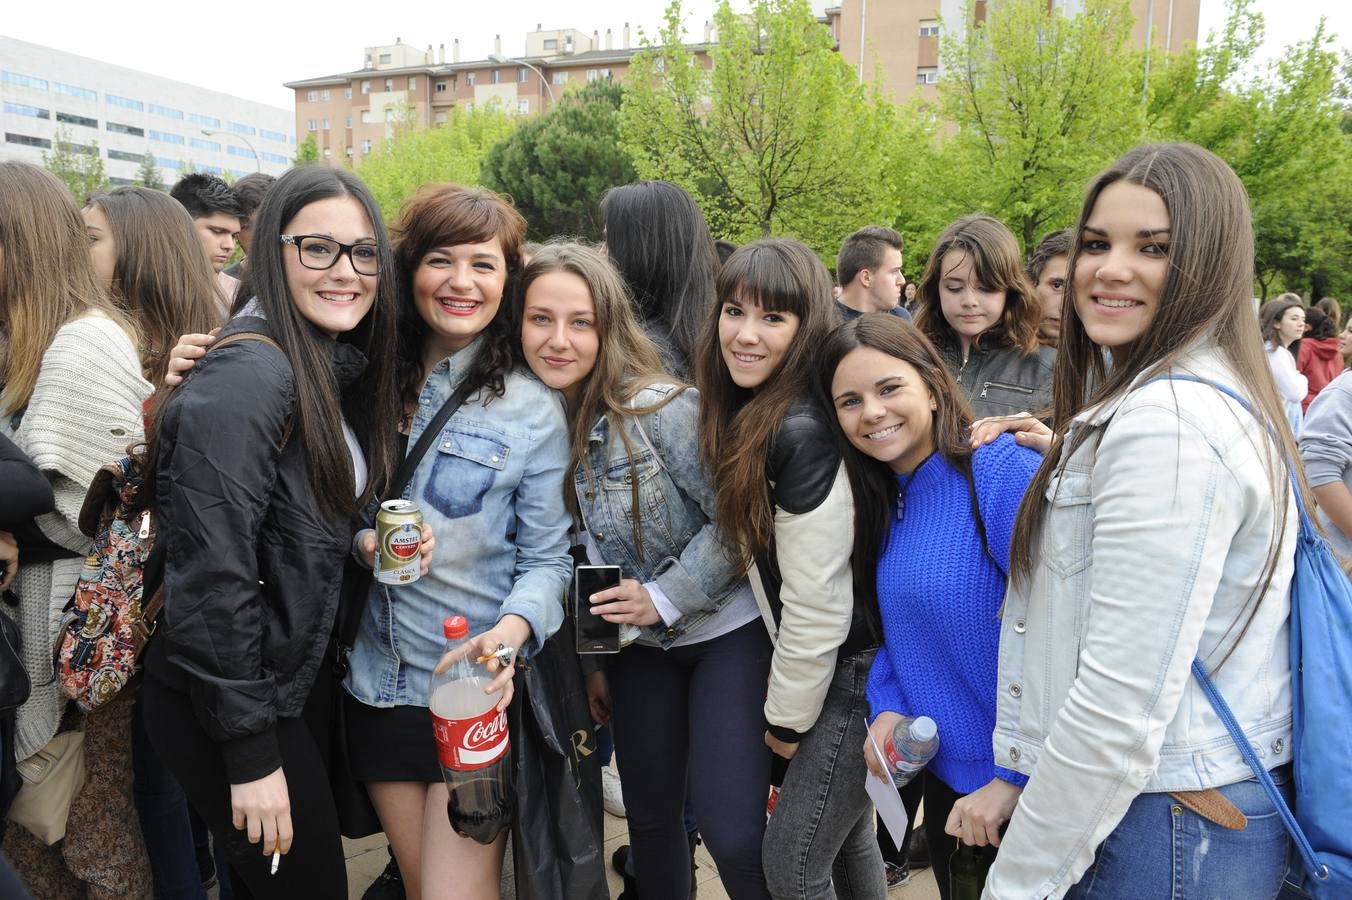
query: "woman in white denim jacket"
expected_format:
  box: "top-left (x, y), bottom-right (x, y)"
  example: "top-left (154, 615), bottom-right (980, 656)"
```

top-left (977, 144), bottom-right (1300, 899)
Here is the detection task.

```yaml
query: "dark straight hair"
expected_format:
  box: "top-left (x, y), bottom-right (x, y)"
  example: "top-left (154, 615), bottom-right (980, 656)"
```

top-left (152, 165), bottom-right (400, 515)
top-left (600, 180), bottom-right (719, 373)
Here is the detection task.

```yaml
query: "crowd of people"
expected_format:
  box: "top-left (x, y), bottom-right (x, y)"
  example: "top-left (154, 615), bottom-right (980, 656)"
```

top-left (0, 138), bottom-right (1335, 900)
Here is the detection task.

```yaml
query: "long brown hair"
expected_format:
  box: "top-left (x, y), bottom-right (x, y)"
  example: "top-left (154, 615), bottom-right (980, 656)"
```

top-left (392, 184), bottom-right (525, 409)
top-left (816, 314), bottom-right (978, 596)
top-left (0, 162), bottom-right (135, 415)
top-left (694, 238), bottom-right (839, 565)
top-left (86, 187), bottom-right (221, 382)
top-left (914, 214), bottom-right (1042, 357)
top-left (1008, 143), bottom-right (1307, 659)
top-left (511, 241), bottom-right (683, 557)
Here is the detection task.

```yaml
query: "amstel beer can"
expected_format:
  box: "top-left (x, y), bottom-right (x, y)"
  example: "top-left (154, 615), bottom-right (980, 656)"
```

top-left (375, 500), bottom-right (423, 585)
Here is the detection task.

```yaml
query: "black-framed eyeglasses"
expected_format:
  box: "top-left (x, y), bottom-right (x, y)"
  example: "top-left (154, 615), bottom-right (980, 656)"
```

top-left (280, 234), bottom-right (382, 276)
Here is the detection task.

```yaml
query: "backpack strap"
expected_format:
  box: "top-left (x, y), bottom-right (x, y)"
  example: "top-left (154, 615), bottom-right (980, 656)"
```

top-left (208, 331), bottom-right (295, 449)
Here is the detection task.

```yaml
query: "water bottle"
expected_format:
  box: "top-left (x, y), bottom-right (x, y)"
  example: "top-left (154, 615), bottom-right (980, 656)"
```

top-left (950, 843), bottom-right (993, 899)
top-left (429, 616), bottom-right (515, 844)
top-left (882, 714), bottom-right (938, 787)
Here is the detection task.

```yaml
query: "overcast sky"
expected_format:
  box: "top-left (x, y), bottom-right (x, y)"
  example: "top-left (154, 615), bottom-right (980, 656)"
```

top-left (2, 0), bottom-right (1346, 110)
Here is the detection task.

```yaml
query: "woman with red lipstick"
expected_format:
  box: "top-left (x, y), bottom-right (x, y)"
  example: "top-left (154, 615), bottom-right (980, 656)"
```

top-left (914, 215), bottom-right (1055, 419)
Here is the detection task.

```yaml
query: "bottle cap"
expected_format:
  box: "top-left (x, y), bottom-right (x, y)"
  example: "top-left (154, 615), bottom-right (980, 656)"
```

top-left (443, 615), bottom-right (469, 640)
top-left (910, 715), bottom-right (938, 742)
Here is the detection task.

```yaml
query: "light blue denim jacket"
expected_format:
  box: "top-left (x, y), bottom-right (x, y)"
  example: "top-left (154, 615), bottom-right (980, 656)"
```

top-left (576, 384), bottom-right (746, 648)
top-left (345, 338), bottom-right (573, 708)
top-left (985, 343), bottom-right (1296, 899)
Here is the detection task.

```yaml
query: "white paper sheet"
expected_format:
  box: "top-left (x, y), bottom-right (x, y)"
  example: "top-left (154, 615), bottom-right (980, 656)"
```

top-left (864, 719), bottom-right (910, 851)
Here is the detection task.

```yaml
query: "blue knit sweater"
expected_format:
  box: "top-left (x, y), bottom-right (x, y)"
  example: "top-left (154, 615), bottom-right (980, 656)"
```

top-left (866, 433), bottom-right (1039, 794)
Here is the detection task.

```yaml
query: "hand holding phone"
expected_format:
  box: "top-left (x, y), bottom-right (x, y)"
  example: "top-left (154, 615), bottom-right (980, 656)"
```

top-left (574, 565), bottom-right (622, 654)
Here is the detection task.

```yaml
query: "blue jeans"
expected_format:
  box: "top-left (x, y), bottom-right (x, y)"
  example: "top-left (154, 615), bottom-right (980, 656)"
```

top-left (1066, 768), bottom-right (1293, 900)
top-left (762, 649), bottom-right (886, 900)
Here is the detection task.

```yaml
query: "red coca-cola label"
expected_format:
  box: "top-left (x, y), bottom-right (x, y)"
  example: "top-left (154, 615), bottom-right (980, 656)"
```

top-left (432, 706), bottom-right (509, 770)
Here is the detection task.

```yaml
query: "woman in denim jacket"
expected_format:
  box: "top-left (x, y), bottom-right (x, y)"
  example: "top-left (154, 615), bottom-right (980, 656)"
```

top-left (345, 185), bottom-right (573, 900)
top-left (511, 243), bottom-right (772, 900)
top-left (979, 144), bottom-right (1299, 898)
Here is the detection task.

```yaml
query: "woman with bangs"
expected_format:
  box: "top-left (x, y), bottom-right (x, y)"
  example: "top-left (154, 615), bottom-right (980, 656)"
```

top-left (695, 238), bottom-right (886, 900)
top-left (914, 215), bottom-right (1055, 419)
top-left (342, 184), bottom-right (573, 900)
top-left (511, 242), bottom-right (771, 899)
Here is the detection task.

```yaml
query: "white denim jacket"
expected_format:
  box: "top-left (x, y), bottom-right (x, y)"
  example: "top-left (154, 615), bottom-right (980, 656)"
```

top-left (985, 342), bottom-right (1296, 899)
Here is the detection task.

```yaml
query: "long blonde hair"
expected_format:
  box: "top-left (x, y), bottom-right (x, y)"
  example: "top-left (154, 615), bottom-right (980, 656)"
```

top-left (511, 241), bottom-right (684, 557)
top-left (0, 162), bottom-right (134, 415)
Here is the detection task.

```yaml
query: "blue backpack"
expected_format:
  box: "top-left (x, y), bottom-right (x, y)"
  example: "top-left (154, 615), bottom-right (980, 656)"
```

top-left (1157, 375), bottom-right (1350, 895)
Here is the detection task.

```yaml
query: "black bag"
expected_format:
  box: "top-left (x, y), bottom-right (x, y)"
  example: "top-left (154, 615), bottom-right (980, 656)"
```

top-left (508, 616), bottom-right (608, 900)
top-left (0, 602), bottom-right (30, 828)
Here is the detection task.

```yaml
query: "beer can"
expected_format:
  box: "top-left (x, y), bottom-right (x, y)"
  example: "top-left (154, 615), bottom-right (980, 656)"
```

top-left (375, 500), bottom-right (423, 585)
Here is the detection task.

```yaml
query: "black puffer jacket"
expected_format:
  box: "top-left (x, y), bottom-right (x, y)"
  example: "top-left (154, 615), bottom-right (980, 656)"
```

top-left (937, 334), bottom-right (1056, 420)
top-left (145, 315), bottom-right (365, 783)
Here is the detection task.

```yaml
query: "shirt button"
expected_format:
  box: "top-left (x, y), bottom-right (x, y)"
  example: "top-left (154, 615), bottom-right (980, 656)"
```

top-left (1273, 738), bottom-right (1285, 755)
top-left (1014, 619), bottom-right (1026, 634)
top-left (441, 442), bottom-right (451, 449)
top-left (595, 532), bottom-right (605, 541)
top-left (624, 472), bottom-right (633, 483)
top-left (491, 455), bottom-right (499, 463)
top-left (1009, 683), bottom-right (1022, 698)
top-left (1172, 805), bottom-right (1183, 817)
top-left (1009, 746), bottom-right (1021, 762)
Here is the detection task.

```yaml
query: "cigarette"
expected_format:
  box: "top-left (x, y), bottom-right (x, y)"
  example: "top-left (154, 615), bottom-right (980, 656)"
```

top-left (271, 849), bottom-right (281, 875)
top-left (476, 645), bottom-right (515, 666)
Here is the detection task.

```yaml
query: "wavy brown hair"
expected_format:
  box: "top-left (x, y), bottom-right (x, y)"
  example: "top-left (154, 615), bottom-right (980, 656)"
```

top-left (694, 238), bottom-right (840, 565)
top-left (1008, 143), bottom-right (1310, 664)
top-left (86, 187), bottom-right (222, 382)
top-left (0, 162), bottom-right (135, 415)
top-left (914, 214), bottom-right (1042, 357)
top-left (392, 184), bottom-right (525, 410)
top-left (510, 241), bottom-right (684, 558)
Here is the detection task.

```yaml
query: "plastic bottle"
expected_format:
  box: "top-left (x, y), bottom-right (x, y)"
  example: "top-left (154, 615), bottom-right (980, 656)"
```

top-left (428, 615), bottom-right (514, 844)
top-left (950, 843), bottom-right (992, 899)
top-left (882, 714), bottom-right (939, 787)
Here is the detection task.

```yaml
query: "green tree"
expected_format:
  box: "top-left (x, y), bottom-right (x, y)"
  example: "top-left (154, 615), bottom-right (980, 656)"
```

top-left (43, 127), bottom-right (110, 201)
top-left (356, 106), bottom-right (517, 219)
top-left (619, 0), bottom-right (898, 259)
top-left (293, 133), bottom-right (321, 165)
top-left (481, 80), bottom-right (636, 241)
top-left (920, 0), bottom-right (1145, 250)
top-left (133, 152), bottom-right (166, 190)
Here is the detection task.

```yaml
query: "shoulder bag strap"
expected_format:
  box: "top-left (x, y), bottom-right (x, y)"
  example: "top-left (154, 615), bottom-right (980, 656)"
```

top-left (1146, 374), bottom-right (1327, 881)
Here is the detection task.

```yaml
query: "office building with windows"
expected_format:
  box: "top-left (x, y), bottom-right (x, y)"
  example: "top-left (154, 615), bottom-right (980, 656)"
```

top-left (1, 35), bottom-right (295, 186)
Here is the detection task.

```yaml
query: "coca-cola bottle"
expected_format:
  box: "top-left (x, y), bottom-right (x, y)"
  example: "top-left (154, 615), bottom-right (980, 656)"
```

top-left (429, 615), bottom-right (514, 844)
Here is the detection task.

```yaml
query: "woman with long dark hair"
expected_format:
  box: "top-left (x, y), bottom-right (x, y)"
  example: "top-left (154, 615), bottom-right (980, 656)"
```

top-left (141, 165), bottom-right (403, 897)
top-left (1259, 297), bottom-right (1307, 436)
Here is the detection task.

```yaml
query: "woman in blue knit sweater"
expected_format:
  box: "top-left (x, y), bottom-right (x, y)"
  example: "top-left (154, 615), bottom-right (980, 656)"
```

top-left (818, 314), bottom-right (1041, 900)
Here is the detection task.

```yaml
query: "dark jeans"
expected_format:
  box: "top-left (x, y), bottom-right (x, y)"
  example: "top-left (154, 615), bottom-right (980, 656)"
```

top-left (609, 619), bottom-right (773, 900)
top-left (762, 649), bottom-right (886, 900)
top-left (131, 692), bottom-right (208, 899)
top-left (916, 771), bottom-right (976, 900)
top-left (141, 675), bottom-right (346, 900)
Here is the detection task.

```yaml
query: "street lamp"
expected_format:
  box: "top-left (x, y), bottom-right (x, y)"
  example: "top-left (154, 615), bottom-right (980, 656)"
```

top-left (201, 128), bottom-right (260, 173)
top-left (487, 54), bottom-right (555, 109)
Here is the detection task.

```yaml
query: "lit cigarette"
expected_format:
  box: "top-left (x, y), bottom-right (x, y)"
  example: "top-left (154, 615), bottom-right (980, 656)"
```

top-left (271, 849), bottom-right (281, 875)
top-left (476, 644), bottom-right (515, 666)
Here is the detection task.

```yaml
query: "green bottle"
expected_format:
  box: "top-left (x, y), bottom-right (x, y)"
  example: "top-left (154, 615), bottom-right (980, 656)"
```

top-left (950, 843), bottom-right (992, 900)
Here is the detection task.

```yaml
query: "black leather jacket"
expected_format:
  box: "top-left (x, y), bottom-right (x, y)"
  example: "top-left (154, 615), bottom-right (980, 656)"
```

top-left (938, 334), bottom-right (1056, 420)
top-left (146, 315), bottom-right (365, 783)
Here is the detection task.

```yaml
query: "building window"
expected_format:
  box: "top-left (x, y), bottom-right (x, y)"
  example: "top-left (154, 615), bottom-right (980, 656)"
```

top-left (361, 139), bottom-right (372, 153)
top-left (918, 20), bottom-right (941, 37)
top-left (321, 89), bottom-right (331, 101)
top-left (260, 152), bottom-right (289, 164)
top-left (586, 69), bottom-right (598, 82)
top-left (3, 102), bottom-right (49, 119)
top-left (1, 71), bottom-right (48, 91)
top-left (436, 81), bottom-right (448, 93)
top-left (543, 38), bottom-right (558, 50)
top-left (228, 145), bottom-right (253, 157)
top-left (189, 112), bottom-right (220, 127)
top-left (55, 83), bottom-right (96, 101)
top-left (361, 110), bottom-right (374, 124)
top-left (108, 148), bottom-right (145, 163)
top-left (344, 87), bottom-right (352, 99)
top-left (518, 68), bottom-right (529, 83)
top-left (409, 77), bottom-right (417, 90)
top-left (435, 111), bottom-right (448, 124)
top-left (379, 53), bottom-right (392, 65)
top-left (149, 130), bottom-right (185, 145)
top-left (467, 72), bottom-right (477, 87)
top-left (307, 118), bottom-right (318, 131)
top-left (190, 138), bottom-right (220, 151)
top-left (307, 90), bottom-right (317, 102)
top-left (56, 112), bottom-right (98, 128)
top-left (384, 78), bottom-right (393, 91)
top-left (345, 146), bottom-right (353, 157)
top-left (259, 128), bottom-right (287, 142)
top-left (491, 70), bottom-right (501, 85)
top-left (106, 121), bottom-right (144, 137)
top-left (106, 94), bottom-right (143, 112)
top-left (149, 103), bottom-right (184, 119)
top-left (345, 116), bottom-right (352, 128)
top-left (916, 67), bottom-right (938, 84)
top-left (324, 147), bottom-right (332, 159)
top-left (361, 80), bottom-right (371, 94)
top-left (321, 118), bottom-right (330, 130)
top-left (552, 72), bottom-right (567, 85)
top-left (153, 156), bottom-right (182, 170)
top-left (5, 132), bottom-right (51, 148)
top-left (518, 99), bottom-right (530, 114)
top-left (201, 165), bottom-right (223, 175)
top-left (601, 68), bottom-right (613, 79)
top-left (228, 122), bottom-right (257, 136)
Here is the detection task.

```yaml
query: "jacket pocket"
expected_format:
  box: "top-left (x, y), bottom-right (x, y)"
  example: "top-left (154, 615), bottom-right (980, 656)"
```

top-left (1042, 470), bottom-right (1093, 576)
top-left (425, 427), bottom-right (510, 520)
top-left (601, 454), bottom-right (677, 552)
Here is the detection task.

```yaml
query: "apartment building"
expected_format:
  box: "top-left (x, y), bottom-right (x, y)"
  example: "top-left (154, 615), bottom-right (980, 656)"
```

top-left (0, 36), bottom-right (295, 186)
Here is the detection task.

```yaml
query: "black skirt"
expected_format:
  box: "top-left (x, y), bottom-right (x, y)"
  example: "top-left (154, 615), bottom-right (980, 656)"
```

top-left (343, 692), bottom-right (442, 783)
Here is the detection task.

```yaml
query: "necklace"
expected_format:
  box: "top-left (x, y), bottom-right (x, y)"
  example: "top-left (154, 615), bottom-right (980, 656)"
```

top-left (895, 452), bottom-right (937, 521)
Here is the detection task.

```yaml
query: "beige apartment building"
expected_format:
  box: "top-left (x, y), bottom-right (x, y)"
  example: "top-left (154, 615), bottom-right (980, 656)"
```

top-left (286, 0), bottom-right (1197, 169)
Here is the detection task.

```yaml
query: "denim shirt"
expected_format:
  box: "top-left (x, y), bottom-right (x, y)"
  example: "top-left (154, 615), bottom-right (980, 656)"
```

top-left (345, 339), bottom-right (573, 708)
top-left (985, 342), bottom-right (1296, 899)
top-left (576, 384), bottom-right (746, 648)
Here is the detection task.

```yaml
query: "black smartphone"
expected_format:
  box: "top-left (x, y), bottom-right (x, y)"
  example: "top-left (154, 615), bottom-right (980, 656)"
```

top-left (574, 565), bottom-right (622, 654)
